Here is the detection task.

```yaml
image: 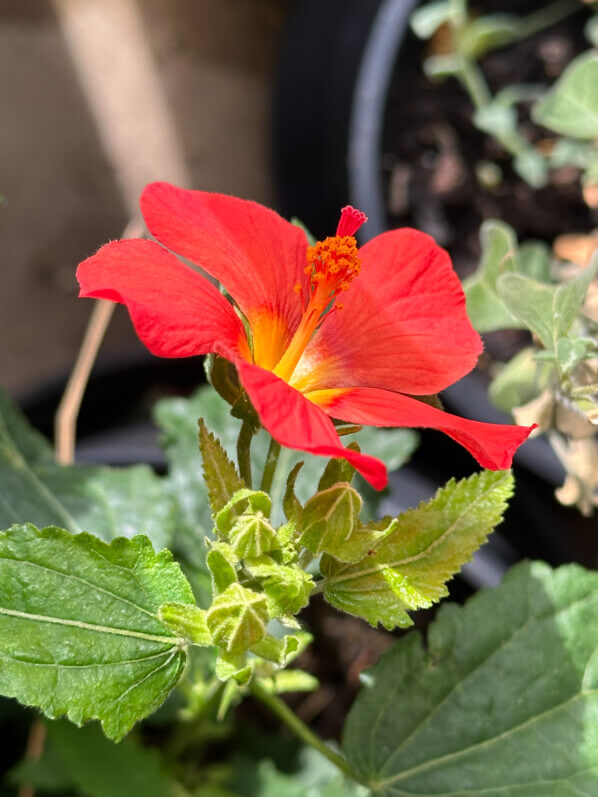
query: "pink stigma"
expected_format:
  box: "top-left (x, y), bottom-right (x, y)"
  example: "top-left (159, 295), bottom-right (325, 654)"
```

top-left (336, 205), bottom-right (368, 237)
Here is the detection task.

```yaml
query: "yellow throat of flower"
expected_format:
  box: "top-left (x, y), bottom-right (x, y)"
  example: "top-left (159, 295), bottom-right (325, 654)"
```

top-left (273, 206), bottom-right (367, 384)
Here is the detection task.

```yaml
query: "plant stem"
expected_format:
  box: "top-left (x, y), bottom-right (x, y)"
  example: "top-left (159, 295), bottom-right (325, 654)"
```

top-left (250, 681), bottom-right (366, 786)
top-left (458, 58), bottom-right (491, 110)
top-left (260, 437), bottom-right (281, 494)
top-left (518, 0), bottom-right (580, 40)
top-left (237, 421), bottom-right (255, 488)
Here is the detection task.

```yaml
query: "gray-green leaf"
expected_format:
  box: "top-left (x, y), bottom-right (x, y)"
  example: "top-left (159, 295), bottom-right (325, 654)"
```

top-left (0, 524), bottom-right (194, 740)
top-left (343, 560), bottom-right (598, 795)
top-left (533, 51), bottom-right (598, 140)
top-left (0, 389), bottom-right (175, 549)
top-left (463, 220), bottom-right (523, 332)
top-left (497, 259), bottom-right (597, 350)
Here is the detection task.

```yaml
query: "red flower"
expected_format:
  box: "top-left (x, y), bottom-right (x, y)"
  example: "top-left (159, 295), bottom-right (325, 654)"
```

top-left (77, 183), bottom-right (533, 490)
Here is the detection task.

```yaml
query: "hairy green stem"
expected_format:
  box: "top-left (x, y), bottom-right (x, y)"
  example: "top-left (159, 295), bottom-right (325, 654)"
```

top-left (250, 681), bottom-right (366, 786)
top-left (260, 437), bottom-right (281, 494)
top-left (237, 421), bottom-right (255, 488)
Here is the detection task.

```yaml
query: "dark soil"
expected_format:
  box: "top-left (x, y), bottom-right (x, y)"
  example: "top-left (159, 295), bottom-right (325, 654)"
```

top-left (384, 0), bottom-right (597, 360)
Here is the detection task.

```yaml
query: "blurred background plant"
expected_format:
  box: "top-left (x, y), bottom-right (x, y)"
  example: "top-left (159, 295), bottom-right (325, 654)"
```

top-left (411, 0), bottom-right (598, 514)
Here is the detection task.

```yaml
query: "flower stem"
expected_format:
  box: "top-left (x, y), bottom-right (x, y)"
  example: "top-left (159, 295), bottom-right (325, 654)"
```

top-left (260, 437), bottom-right (281, 494)
top-left (250, 681), bottom-right (366, 786)
top-left (237, 421), bottom-right (255, 488)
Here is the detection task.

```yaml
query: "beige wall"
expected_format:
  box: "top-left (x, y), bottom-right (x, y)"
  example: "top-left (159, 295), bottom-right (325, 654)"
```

top-left (0, 0), bottom-right (288, 394)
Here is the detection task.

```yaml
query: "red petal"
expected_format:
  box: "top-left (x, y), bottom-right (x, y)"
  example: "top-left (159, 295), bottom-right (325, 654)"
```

top-left (291, 229), bottom-right (482, 395)
top-left (77, 239), bottom-right (248, 359)
top-left (141, 183), bottom-right (309, 340)
top-left (236, 362), bottom-right (388, 490)
top-left (309, 387), bottom-right (535, 471)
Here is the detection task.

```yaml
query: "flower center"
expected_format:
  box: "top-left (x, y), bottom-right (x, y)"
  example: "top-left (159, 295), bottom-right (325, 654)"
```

top-left (273, 206), bottom-right (367, 383)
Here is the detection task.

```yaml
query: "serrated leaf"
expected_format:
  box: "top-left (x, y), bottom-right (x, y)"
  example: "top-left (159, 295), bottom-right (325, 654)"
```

top-left (497, 259), bottom-right (598, 350)
top-left (198, 418), bottom-right (245, 515)
top-left (300, 483), bottom-right (363, 559)
top-left (322, 471), bottom-right (513, 630)
top-left (12, 720), bottom-right (177, 797)
top-left (207, 583), bottom-right (268, 654)
top-left (463, 220), bottom-right (523, 332)
top-left (533, 51), bottom-right (598, 139)
top-left (343, 561), bottom-right (598, 795)
top-left (488, 347), bottom-right (553, 412)
top-left (0, 524), bottom-right (194, 740)
top-left (0, 389), bottom-right (175, 550)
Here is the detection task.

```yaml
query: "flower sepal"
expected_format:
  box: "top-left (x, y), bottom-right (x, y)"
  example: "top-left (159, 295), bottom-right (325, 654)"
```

top-left (204, 354), bottom-right (243, 407)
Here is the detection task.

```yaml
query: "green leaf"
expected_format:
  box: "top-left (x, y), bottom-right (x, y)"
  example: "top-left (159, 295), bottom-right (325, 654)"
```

top-left (158, 602), bottom-right (211, 645)
top-left (251, 630), bottom-right (312, 666)
top-left (229, 513), bottom-right (278, 558)
top-left (322, 471), bottom-right (513, 630)
top-left (556, 337), bottom-right (589, 375)
top-left (488, 347), bottom-right (553, 412)
top-left (258, 669), bottom-right (319, 695)
top-left (233, 747), bottom-right (364, 797)
top-left (199, 418), bottom-right (245, 515)
top-left (533, 51), bottom-right (598, 140)
top-left (473, 103), bottom-right (518, 139)
top-left (460, 14), bottom-right (520, 58)
top-left (518, 240), bottom-right (551, 282)
top-left (207, 583), bottom-right (268, 654)
top-left (318, 452), bottom-right (357, 491)
top-left (0, 524), bottom-right (194, 740)
top-left (215, 650), bottom-right (253, 685)
top-left (343, 561), bottom-right (598, 795)
top-left (245, 556), bottom-right (314, 618)
top-left (215, 488), bottom-right (272, 535)
top-left (154, 388), bottom-right (228, 538)
top-left (283, 462), bottom-right (304, 526)
top-left (497, 259), bottom-right (598, 350)
top-left (410, 1), bottom-right (452, 39)
top-left (0, 389), bottom-right (175, 550)
top-left (206, 541), bottom-right (238, 594)
top-left (463, 220), bottom-right (523, 332)
top-left (513, 149), bottom-right (548, 189)
top-left (300, 483), bottom-right (363, 559)
top-left (12, 720), bottom-right (177, 797)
